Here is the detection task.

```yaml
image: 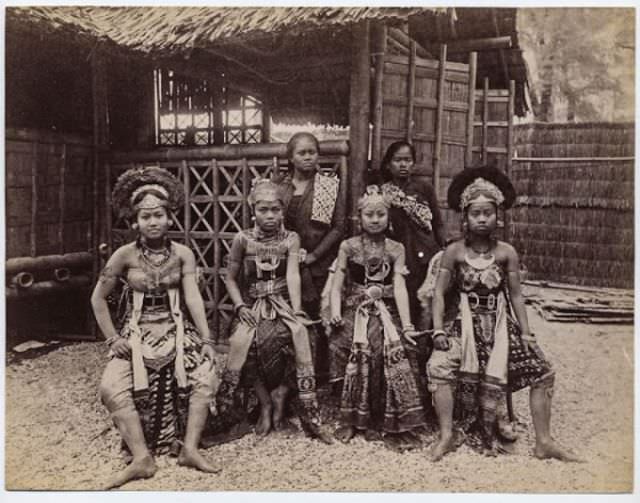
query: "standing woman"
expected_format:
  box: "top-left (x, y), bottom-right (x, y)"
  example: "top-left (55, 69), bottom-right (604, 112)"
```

top-left (214, 178), bottom-right (332, 443)
top-left (92, 167), bottom-right (219, 489)
top-left (379, 141), bottom-right (446, 328)
top-left (327, 186), bottom-right (426, 451)
top-left (275, 132), bottom-right (347, 378)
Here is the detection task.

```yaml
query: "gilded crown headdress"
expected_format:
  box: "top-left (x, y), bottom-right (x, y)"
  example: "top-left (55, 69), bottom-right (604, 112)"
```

top-left (447, 165), bottom-right (516, 212)
top-left (357, 185), bottom-right (392, 211)
top-left (112, 166), bottom-right (184, 219)
top-left (248, 177), bottom-right (284, 206)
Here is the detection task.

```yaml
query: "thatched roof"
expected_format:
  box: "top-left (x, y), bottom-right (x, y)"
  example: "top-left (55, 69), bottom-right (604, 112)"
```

top-left (8, 6), bottom-right (448, 55)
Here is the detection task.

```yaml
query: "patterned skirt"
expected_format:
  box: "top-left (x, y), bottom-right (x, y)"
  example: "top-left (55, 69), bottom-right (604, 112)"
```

top-left (450, 311), bottom-right (553, 451)
top-left (329, 300), bottom-right (427, 433)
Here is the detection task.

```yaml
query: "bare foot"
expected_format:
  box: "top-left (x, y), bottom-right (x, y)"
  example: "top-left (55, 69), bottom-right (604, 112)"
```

top-left (364, 429), bottom-right (382, 442)
top-left (104, 455), bottom-right (157, 490)
top-left (178, 447), bottom-right (222, 473)
top-left (270, 387), bottom-right (288, 430)
top-left (334, 425), bottom-right (356, 444)
top-left (256, 403), bottom-right (272, 436)
top-left (534, 440), bottom-right (583, 462)
top-left (498, 420), bottom-right (519, 442)
top-left (429, 435), bottom-right (456, 462)
top-left (399, 431), bottom-right (422, 451)
top-left (383, 433), bottom-right (405, 453)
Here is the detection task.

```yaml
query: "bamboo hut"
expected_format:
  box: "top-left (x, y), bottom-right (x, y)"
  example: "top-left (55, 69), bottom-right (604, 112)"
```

top-left (5, 6), bottom-right (531, 340)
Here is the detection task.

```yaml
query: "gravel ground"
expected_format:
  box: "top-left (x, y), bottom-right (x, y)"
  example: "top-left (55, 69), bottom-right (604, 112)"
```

top-left (5, 307), bottom-right (634, 493)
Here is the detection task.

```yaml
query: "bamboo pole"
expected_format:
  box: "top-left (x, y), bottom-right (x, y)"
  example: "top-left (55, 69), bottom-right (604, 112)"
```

top-left (465, 53), bottom-right (478, 168)
top-left (505, 79), bottom-right (515, 242)
top-left (482, 77), bottom-right (489, 164)
top-left (104, 161), bottom-right (113, 257)
top-left (348, 21), bottom-right (371, 234)
top-left (513, 156), bottom-right (635, 162)
top-left (183, 160), bottom-right (190, 246)
top-left (433, 44), bottom-right (447, 200)
top-left (388, 27), bottom-right (432, 59)
top-left (6, 275), bottom-right (92, 300)
top-left (212, 158), bottom-right (221, 342)
top-left (241, 158), bottom-right (250, 229)
top-left (110, 140), bottom-right (349, 163)
top-left (426, 36), bottom-right (512, 54)
top-left (5, 252), bottom-right (94, 275)
top-left (371, 23), bottom-right (387, 173)
top-left (406, 41), bottom-right (417, 143)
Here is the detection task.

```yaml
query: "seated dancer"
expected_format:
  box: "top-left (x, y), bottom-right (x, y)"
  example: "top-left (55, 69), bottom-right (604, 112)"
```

top-left (427, 165), bottom-right (581, 462)
top-left (213, 178), bottom-right (332, 443)
top-left (92, 167), bottom-right (219, 489)
top-left (326, 186), bottom-right (426, 451)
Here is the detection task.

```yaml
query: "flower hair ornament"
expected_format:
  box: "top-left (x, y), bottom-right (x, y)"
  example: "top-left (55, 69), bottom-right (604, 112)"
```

top-left (357, 185), bottom-right (392, 211)
top-left (112, 166), bottom-right (184, 220)
top-left (447, 165), bottom-right (516, 212)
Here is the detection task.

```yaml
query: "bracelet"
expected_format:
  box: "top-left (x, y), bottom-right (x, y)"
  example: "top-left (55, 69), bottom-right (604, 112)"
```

top-left (105, 336), bottom-right (121, 347)
top-left (521, 333), bottom-right (536, 342)
top-left (234, 303), bottom-right (247, 315)
top-left (294, 310), bottom-right (307, 317)
top-left (432, 329), bottom-right (446, 340)
top-left (202, 338), bottom-right (215, 348)
top-left (402, 323), bottom-right (415, 334)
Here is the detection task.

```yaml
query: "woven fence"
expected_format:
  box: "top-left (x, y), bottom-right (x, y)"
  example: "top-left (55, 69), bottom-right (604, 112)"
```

top-left (509, 122), bottom-right (634, 289)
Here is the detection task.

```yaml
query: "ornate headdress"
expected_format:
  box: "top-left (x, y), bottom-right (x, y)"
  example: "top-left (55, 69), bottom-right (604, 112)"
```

top-left (112, 166), bottom-right (184, 219)
top-left (447, 165), bottom-right (516, 212)
top-left (248, 177), bottom-right (284, 207)
top-left (357, 185), bottom-right (392, 211)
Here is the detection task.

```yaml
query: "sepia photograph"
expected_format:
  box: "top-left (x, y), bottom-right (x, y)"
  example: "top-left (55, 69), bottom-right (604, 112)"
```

top-left (3, 3), bottom-right (636, 497)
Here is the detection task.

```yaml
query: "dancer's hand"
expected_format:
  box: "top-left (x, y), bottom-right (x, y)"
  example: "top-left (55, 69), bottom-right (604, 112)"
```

top-left (200, 343), bottom-right (216, 369)
top-left (238, 306), bottom-right (257, 327)
top-left (433, 334), bottom-right (450, 351)
top-left (402, 330), bottom-right (419, 346)
top-left (110, 338), bottom-right (131, 359)
top-left (522, 337), bottom-right (542, 357)
top-left (329, 312), bottom-right (343, 326)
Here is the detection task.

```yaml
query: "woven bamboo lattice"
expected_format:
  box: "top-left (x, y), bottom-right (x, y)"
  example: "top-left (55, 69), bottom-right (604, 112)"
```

top-left (107, 142), bottom-right (348, 340)
top-left (510, 123), bottom-right (634, 289)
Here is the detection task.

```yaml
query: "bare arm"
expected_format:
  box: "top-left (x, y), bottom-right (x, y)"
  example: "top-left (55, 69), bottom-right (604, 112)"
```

top-left (286, 233), bottom-right (302, 312)
top-left (431, 243), bottom-right (457, 350)
top-left (422, 181), bottom-right (446, 248)
top-left (180, 247), bottom-right (212, 342)
top-left (90, 247), bottom-right (127, 342)
top-left (504, 244), bottom-right (532, 337)
top-left (329, 242), bottom-right (348, 324)
top-left (392, 244), bottom-right (412, 328)
top-left (224, 233), bottom-right (246, 310)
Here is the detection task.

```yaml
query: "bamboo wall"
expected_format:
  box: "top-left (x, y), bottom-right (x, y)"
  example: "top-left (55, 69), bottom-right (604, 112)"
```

top-left (509, 122), bottom-right (634, 288)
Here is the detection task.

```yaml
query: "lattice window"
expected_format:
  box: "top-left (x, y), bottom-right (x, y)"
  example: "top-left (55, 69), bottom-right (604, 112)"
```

top-left (224, 93), bottom-right (263, 145)
top-left (154, 69), bottom-right (264, 147)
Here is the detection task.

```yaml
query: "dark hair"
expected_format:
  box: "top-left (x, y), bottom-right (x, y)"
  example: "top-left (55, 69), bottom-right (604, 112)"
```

top-left (286, 132), bottom-right (320, 161)
top-left (380, 141), bottom-right (416, 182)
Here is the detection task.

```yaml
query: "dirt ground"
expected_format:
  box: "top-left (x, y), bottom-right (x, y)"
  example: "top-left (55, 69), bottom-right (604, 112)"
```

top-left (4, 306), bottom-right (634, 493)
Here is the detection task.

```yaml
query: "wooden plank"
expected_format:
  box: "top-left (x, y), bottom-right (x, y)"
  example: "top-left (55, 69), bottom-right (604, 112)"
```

top-left (472, 146), bottom-right (509, 154)
top-left (466, 52), bottom-right (478, 167)
top-left (388, 27), bottom-right (433, 59)
top-left (406, 41), bottom-right (417, 142)
top-left (6, 127), bottom-right (93, 147)
top-left (58, 144), bottom-right (67, 254)
top-left (474, 120), bottom-right (509, 128)
top-left (30, 142), bottom-right (38, 257)
top-left (482, 77), bottom-right (489, 164)
top-left (432, 44), bottom-right (447, 200)
top-left (371, 23), bottom-right (386, 172)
